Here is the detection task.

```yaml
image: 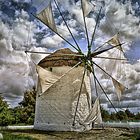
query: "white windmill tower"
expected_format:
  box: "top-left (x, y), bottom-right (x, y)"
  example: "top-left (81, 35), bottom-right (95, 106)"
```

top-left (26, 0), bottom-right (127, 131)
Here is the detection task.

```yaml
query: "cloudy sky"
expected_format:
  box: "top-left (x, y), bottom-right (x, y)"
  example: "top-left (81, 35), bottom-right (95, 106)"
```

top-left (0, 0), bottom-right (140, 112)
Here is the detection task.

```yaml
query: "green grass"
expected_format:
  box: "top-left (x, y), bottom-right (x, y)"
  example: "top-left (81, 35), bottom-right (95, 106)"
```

top-left (1, 128), bottom-right (139, 140)
top-left (135, 131), bottom-right (140, 140)
top-left (2, 132), bottom-right (37, 140)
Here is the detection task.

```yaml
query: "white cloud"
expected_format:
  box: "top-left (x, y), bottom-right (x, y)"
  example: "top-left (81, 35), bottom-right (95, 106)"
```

top-left (100, 0), bottom-right (140, 40)
top-left (12, 10), bottom-right (37, 50)
top-left (0, 0), bottom-right (140, 112)
top-left (13, 0), bottom-right (31, 3)
top-left (0, 10), bottom-right (44, 107)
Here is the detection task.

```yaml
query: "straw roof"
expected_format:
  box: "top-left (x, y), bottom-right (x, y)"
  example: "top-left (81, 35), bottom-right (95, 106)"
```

top-left (38, 48), bottom-right (81, 68)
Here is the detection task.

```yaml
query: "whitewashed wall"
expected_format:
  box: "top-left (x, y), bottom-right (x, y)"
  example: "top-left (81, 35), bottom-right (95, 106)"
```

top-left (34, 66), bottom-right (92, 131)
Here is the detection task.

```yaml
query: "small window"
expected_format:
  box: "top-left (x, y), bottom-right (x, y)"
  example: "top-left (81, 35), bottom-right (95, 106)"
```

top-left (50, 67), bottom-right (52, 72)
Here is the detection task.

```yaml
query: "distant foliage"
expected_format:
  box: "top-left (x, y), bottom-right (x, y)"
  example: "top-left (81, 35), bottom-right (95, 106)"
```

top-left (100, 106), bottom-right (110, 121)
top-left (0, 87), bottom-right (36, 126)
top-left (101, 107), bottom-right (140, 122)
top-left (0, 96), bottom-right (15, 126)
top-left (18, 87), bottom-right (36, 124)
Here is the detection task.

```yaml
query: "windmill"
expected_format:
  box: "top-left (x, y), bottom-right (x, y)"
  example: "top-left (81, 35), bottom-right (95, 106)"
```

top-left (26, 0), bottom-right (127, 131)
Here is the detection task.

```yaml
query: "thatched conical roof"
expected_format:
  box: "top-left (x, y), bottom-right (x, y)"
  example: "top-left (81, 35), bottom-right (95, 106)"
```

top-left (38, 48), bottom-right (81, 68)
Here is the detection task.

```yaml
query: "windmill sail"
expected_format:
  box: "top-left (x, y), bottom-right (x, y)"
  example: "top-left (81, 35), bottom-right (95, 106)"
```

top-left (107, 33), bottom-right (123, 52)
top-left (36, 2), bottom-right (57, 32)
top-left (82, 0), bottom-right (95, 17)
top-left (84, 97), bottom-right (102, 125)
top-left (112, 78), bottom-right (126, 101)
top-left (36, 65), bottom-right (60, 93)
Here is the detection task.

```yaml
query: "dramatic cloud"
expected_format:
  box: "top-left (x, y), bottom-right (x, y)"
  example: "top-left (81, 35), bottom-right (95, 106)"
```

top-left (0, 0), bottom-right (140, 112)
top-left (0, 6), bottom-right (44, 107)
top-left (100, 0), bottom-right (140, 40)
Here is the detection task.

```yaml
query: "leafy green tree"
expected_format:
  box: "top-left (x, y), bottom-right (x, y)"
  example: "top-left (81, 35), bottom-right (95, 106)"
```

top-left (116, 111), bottom-right (128, 121)
top-left (101, 106), bottom-right (110, 121)
top-left (0, 96), bottom-right (9, 112)
top-left (0, 96), bottom-right (14, 126)
top-left (125, 109), bottom-right (135, 121)
top-left (12, 106), bottom-right (23, 124)
top-left (110, 112), bottom-right (117, 121)
top-left (135, 112), bottom-right (140, 121)
top-left (18, 88), bottom-right (36, 124)
top-left (0, 88), bottom-right (36, 125)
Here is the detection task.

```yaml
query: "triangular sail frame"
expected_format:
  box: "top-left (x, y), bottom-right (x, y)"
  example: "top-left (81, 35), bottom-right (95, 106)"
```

top-left (36, 2), bottom-right (57, 32)
top-left (107, 33), bottom-right (123, 52)
top-left (82, 0), bottom-right (95, 17)
top-left (83, 97), bottom-right (102, 125)
top-left (112, 77), bottom-right (126, 101)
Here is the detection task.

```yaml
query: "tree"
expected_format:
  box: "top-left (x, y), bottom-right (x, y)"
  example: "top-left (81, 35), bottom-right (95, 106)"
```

top-left (18, 87), bottom-right (36, 124)
top-left (0, 96), bottom-right (14, 126)
top-left (116, 111), bottom-right (128, 121)
top-left (125, 109), bottom-right (135, 121)
top-left (0, 88), bottom-right (36, 125)
top-left (135, 112), bottom-right (140, 120)
top-left (101, 106), bottom-right (110, 121)
top-left (110, 112), bottom-right (117, 121)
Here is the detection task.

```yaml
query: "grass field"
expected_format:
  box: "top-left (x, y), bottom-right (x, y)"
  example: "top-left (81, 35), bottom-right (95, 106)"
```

top-left (1, 132), bottom-right (37, 140)
top-left (1, 128), bottom-right (139, 140)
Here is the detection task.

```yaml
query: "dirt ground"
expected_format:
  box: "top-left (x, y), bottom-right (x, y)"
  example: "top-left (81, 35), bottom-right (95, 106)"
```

top-left (5, 128), bottom-right (138, 140)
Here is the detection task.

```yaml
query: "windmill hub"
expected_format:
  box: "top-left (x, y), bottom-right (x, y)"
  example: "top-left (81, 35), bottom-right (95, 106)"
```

top-left (81, 54), bottom-right (90, 63)
top-left (83, 53), bottom-right (92, 62)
